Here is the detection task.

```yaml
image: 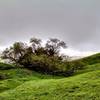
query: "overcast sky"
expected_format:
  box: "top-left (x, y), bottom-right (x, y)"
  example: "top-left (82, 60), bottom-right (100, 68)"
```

top-left (0, 0), bottom-right (99, 56)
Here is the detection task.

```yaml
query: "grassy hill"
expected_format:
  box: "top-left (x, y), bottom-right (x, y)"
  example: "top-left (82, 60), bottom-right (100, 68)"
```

top-left (76, 53), bottom-right (100, 65)
top-left (0, 53), bottom-right (100, 100)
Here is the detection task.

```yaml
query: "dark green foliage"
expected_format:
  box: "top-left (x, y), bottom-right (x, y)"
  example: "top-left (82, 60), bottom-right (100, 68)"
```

top-left (19, 54), bottom-right (64, 74)
top-left (68, 60), bottom-right (85, 70)
top-left (0, 73), bottom-right (9, 80)
top-left (64, 61), bottom-right (85, 75)
top-left (34, 47), bottom-right (47, 55)
top-left (0, 63), bottom-right (15, 70)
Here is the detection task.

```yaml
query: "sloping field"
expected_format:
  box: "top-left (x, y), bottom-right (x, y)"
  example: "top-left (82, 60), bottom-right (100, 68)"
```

top-left (0, 63), bottom-right (100, 100)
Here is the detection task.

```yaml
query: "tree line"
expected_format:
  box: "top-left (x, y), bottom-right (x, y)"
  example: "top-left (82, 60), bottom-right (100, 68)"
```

top-left (1, 37), bottom-right (85, 76)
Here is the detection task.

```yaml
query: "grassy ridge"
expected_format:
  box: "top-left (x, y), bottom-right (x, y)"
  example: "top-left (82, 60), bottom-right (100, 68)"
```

top-left (0, 62), bottom-right (100, 100)
top-left (76, 53), bottom-right (100, 65)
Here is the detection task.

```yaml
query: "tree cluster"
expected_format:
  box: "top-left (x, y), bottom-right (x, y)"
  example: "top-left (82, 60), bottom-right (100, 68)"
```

top-left (1, 37), bottom-right (85, 76)
top-left (2, 37), bottom-right (66, 63)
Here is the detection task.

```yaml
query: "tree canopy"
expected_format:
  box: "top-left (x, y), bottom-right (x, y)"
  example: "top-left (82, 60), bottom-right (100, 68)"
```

top-left (2, 37), bottom-right (67, 63)
top-left (1, 37), bottom-right (85, 76)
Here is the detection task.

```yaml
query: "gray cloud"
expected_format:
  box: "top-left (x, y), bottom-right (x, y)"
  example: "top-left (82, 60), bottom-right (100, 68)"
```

top-left (0, 0), bottom-right (99, 52)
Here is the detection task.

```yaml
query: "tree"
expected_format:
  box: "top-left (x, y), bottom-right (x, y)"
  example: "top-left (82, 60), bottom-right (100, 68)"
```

top-left (34, 47), bottom-right (47, 55)
top-left (45, 38), bottom-right (67, 56)
top-left (13, 42), bottom-right (26, 56)
top-left (2, 42), bottom-right (26, 63)
top-left (30, 37), bottom-right (42, 53)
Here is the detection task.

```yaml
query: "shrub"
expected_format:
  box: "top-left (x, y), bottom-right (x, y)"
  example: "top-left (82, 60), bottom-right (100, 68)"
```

top-left (0, 63), bottom-right (15, 70)
top-left (63, 60), bottom-right (85, 75)
top-left (18, 54), bottom-right (85, 76)
top-left (20, 54), bottom-right (62, 74)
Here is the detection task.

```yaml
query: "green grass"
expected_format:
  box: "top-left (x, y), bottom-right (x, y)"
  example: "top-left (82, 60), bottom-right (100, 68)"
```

top-left (76, 53), bottom-right (100, 65)
top-left (0, 70), bottom-right (100, 100)
top-left (0, 62), bottom-right (100, 100)
top-left (0, 68), bottom-right (62, 94)
top-left (74, 63), bottom-right (100, 75)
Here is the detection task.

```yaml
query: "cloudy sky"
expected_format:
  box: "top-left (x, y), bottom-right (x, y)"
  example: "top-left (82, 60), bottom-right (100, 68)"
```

top-left (0, 0), bottom-right (99, 56)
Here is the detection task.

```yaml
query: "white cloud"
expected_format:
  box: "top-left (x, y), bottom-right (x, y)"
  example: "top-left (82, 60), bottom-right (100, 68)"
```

top-left (0, 46), bottom-right (7, 51)
top-left (60, 48), bottom-right (98, 57)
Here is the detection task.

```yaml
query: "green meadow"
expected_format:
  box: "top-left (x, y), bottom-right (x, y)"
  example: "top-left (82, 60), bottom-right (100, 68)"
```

top-left (0, 53), bottom-right (100, 100)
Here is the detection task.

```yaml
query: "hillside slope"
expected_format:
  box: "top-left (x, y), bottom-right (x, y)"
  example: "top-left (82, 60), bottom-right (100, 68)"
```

top-left (76, 53), bottom-right (100, 65)
top-left (0, 63), bottom-right (100, 100)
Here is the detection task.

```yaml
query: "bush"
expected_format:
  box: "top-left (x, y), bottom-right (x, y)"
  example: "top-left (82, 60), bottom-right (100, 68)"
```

top-left (0, 63), bottom-right (15, 70)
top-left (63, 60), bottom-right (85, 75)
top-left (20, 55), bottom-right (62, 74)
top-left (18, 54), bottom-right (85, 76)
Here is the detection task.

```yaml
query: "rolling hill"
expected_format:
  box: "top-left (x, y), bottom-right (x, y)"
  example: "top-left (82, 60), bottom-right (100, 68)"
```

top-left (0, 53), bottom-right (100, 100)
top-left (76, 53), bottom-right (100, 65)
